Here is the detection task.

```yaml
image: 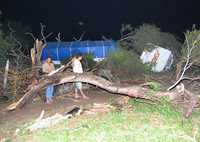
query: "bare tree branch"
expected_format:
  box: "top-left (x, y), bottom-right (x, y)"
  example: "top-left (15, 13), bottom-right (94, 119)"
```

top-left (40, 23), bottom-right (46, 43)
top-left (55, 32), bottom-right (62, 42)
top-left (7, 23), bottom-right (31, 68)
top-left (119, 36), bottom-right (134, 42)
top-left (73, 37), bottom-right (78, 41)
top-left (45, 32), bottom-right (53, 39)
top-left (25, 32), bottom-right (36, 41)
top-left (73, 31), bottom-right (86, 41)
top-left (182, 76), bottom-right (200, 81)
top-left (8, 23), bottom-right (22, 50)
top-left (167, 34), bottom-right (199, 91)
top-left (40, 23), bottom-right (53, 43)
top-left (78, 31), bottom-right (86, 41)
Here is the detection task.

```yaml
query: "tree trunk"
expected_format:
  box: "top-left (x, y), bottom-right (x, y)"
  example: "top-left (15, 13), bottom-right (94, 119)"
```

top-left (6, 72), bottom-right (199, 118)
top-left (6, 72), bottom-right (151, 110)
top-left (3, 60), bottom-right (9, 96)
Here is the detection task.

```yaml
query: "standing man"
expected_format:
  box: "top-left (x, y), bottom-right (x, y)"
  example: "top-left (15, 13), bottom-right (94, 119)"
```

top-left (72, 55), bottom-right (89, 99)
top-left (42, 57), bottom-right (55, 104)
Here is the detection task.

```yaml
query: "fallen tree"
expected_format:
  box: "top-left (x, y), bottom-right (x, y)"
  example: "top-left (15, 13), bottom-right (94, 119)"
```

top-left (6, 72), bottom-right (150, 110)
top-left (6, 71), bottom-right (199, 118)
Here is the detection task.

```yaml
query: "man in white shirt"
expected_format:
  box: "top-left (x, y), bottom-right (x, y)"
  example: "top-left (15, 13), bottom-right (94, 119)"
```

top-left (72, 55), bottom-right (89, 99)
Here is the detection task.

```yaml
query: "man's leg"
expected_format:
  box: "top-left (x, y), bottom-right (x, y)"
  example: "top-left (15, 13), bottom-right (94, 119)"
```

top-left (80, 89), bottom-right (89, 99)
top-left (77, 82), bottom-right (89, 99)
top-left (74, 83), bottom-right (79, 99)
top-left (74, 88), bottom-right (79, 99)
top-left (46, 85), bottom-right (54, 103)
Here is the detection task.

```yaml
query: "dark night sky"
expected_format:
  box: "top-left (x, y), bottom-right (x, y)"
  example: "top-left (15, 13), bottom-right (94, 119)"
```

top-left (0, 0), bottom-right (199, 40)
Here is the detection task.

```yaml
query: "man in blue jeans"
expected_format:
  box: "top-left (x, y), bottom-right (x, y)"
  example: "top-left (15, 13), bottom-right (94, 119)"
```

top-left (42, 57), bottom-right (55, 104)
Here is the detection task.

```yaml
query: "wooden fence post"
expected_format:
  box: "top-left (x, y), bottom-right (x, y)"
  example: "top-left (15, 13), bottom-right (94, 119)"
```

top-left (3, 60), bottom-right (9, 96)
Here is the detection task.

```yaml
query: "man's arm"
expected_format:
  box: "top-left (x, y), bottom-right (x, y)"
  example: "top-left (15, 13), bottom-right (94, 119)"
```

top-left (51, 63), bottom-right (56, 71)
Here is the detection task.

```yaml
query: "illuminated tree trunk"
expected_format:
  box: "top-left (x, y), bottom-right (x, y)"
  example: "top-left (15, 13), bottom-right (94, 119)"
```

top-left (6, 72), bottom-right (198, 118)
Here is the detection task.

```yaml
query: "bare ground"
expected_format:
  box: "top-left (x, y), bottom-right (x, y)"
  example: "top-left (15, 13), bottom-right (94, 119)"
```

top-left (0, 88), bottom-right (118, 139)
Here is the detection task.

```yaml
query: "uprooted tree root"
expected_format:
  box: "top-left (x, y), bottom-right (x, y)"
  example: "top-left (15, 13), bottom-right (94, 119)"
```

top-left (6, 71), bottom-right (199, 118)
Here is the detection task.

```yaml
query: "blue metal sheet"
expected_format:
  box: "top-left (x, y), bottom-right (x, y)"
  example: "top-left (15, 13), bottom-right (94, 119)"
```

top-left (40, 40), bottom-right (116, 61)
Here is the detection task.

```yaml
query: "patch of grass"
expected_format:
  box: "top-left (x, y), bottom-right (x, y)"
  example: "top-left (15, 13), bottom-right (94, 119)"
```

top-left (129, 97), bottom-right (181, 119)
top-left (128, 98), bottom-right (199, 138)
top-left (33, 130), bottom-right (68, 142)
top-left (146, 81), bottom-right (162, 91)
top-left (1, 138), bottom-right (12, 142)
top-left (15, 100), bottom-right (200, 142)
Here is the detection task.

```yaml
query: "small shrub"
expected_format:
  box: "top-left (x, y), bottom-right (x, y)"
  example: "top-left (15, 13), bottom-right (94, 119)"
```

top-left (82, 53), bottom-right (96, 71)
top-left (175, 27), bottom-right (200, 78)
top-left (101, 48), bottom-right (151, 79)
top-left (181, 27), bottom-right (200, 66)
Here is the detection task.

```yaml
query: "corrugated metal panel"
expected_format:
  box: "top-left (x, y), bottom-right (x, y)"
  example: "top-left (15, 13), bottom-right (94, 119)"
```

top-left (40, 40), bottom-right (116, 61)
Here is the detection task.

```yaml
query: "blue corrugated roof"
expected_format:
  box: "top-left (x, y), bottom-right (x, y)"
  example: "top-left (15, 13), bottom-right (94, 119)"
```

top-left (40, 40), bottom-right (116, 61)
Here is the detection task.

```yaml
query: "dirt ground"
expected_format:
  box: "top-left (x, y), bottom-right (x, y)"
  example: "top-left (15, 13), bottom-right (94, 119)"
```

top-left (0, 72), bottom-right (199, 140)
top-left (0, 88), bottom-right (118, 139)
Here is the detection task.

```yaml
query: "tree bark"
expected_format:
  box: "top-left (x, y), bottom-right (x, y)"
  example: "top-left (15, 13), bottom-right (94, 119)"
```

top-left (6, 72), bottom-right (151, 111)
top-left (6, 72), bottom-right (199, 118)
top-left (3, 60), bottom-right (9, 96)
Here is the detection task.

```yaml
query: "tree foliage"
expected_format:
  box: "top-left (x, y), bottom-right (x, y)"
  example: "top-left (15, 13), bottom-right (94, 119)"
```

top-left (119, 24), bottom-right (182, 57)
top-left (181, 27), bottom-right (200, 66)
top-left (101, 49), bottom-right (151, 79)
top-left (0, 26), bottom-right (14, 66)
top-left (3, 21), bottom-right (33, 53)
top-left (0, 10), bottom-right (33, 68)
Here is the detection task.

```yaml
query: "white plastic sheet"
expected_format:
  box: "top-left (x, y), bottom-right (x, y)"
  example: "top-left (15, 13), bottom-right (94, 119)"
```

top-left (140, 47), bottom-right (173, 72)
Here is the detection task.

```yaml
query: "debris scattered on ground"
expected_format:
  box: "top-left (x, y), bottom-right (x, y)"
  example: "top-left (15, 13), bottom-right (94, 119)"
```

top-left (27, 111), bottom-right (71, 132)
top-left (83, 103), bottom-right (114, 115)
top-left (25, 101), bottom-right (128, 132)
